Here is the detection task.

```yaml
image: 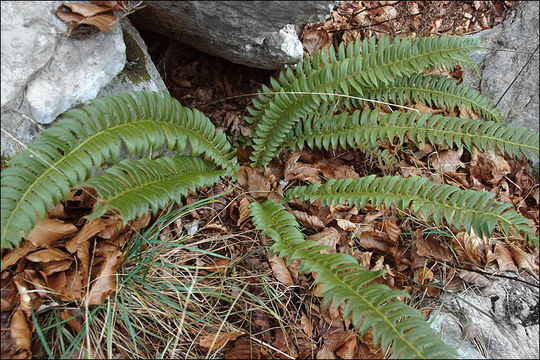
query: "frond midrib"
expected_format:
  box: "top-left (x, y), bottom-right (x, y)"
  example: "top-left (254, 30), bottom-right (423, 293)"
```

top-left (252, 42), bottom-right (480, 167)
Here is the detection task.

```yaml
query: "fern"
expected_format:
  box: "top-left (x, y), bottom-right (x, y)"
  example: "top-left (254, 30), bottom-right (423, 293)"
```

top-left (353, 73), bottom-right (502, 122)
top-left (287, 108), bottom-right (539, 161)
top-left (247, 36), bottom-right (482, 168)
top-left (1, 91), bottom-right (238, 249)
top-left (249, 200), bottom-right (458, 359)
top-left (84, 156), bottom-right (229, 221)
top-left (285, 175), bottom-right (538, 247)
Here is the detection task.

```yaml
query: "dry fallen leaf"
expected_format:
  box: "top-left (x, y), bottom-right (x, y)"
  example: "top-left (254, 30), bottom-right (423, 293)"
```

top-left (225, 336), bottom-right (261, 359)
top-left (9, 310), bottom-right (32, 356)
top-left (27, 218), bottom-right (78, 248)
top-left (493, 243), bottom-right (518, 273)
top-left (206, 257), bottom-right (230, 273)
top-left (199, 332), bottom-right (244, 350)
top-left (62, 2), bottom-right (113, 17)
top-left (38, 259), bottom-right (73, 276)
top-left (65, 218), bottom-right (109, 253)
top-left (307, 227), bottom-right (340, 254)
top-left (324, 330), bottom-right (355, 352)
top-left (316, 344), bottom-right (337, 359)
top-left (451, 231), bottom-right (487, 266)
top-left (237, 166), bottom-right (271, 199)
top-left (291, 210), bottom-right (325, 230)
top-left (25, 248), bottom-right (69, 263)
top-left (335, 218), bottom-right (357, 231)
top-left (414, 229), bottom-right (453, 262)
top-left (299, 311), bottom-right (312, 337)
top-left (86, 249), bottom-right (124, 305)
top-left (382, 218), bottom-right (401, 243)
top-left (59, 310), bottom-right (82, 333)
top-left (508, 243), bottom-right (539, 274)
top-left (237, 197), bottom-right (252, 228)
top-left (1, 248), bottom-right (35, 272)
top-left (268, 255), bottom-right (294, 285)
top-left (336, 337), bottom-right (357, 359)
top-left (284, 153), bottom-right (320, 184)
top-left (458, 270), bottom-right (491, 288)
top-left (431, 148), bottom-right (464, 173)
top-left (302, 28), bottom-right (331, 55)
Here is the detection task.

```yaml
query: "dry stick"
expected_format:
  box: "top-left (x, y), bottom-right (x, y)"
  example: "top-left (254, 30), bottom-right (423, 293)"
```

top-left (204, 91), bottom-right (421, 115)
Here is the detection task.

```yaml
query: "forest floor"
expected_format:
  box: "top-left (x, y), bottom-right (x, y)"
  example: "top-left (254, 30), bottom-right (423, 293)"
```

top-left (2, 1), bottom-right (538, 359)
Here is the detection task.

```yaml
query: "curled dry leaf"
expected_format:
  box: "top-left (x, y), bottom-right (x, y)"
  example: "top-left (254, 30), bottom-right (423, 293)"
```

top-left (431, 148), bottom-right (463, 173)
top-left (237, 197), bottom-right (251, 228)
top-left (1, 248), bottom-right (35, 272)
top-left (470, 147), bottom-right (511, 185)
top-left (38, 259), bottom-right (73, 276)
top-left (206, 257), bottom-right (230, 273)
top-left (25, 248), bottom-right (69, 263)
top-left (199, 332), bottom-right (244, 350)
top-left (451, 231), bottom-right (487, 266)
top-left (268, 255), bottom-right (294, 285)
top-left (9, 310), bottom-right (32, 356)
top-left (336, 337), bottom-right (357, 359)
top-left (382, 218), bottom-right (401, 243)
top-left (291, 210), bottom-right (325, 230)
top-left (307, 227), bottom-right (340, 254)
top-left (414, 266), bottom-right (434, 285)
top-left (493, 243), bottom-right (518, 273)
top-left (65, 218), bottom-right (109, 253)
top-left (299, 311), bottom-right (312, 337)
top-left (59, 310), bottom-right (82, 334)
top-left (236, 166), bottom-right (271, 199)
top-left (414, 229), bottom-right (453, 262)
top-left (86, 249), bottom-right (124, 305)
top-left (62, 2), bottom-right (113, 17)
top-left (225, 336), bottom-right (261, 359)
top-left (324, 330), bottom-right (355, 352)
top-left (13, 277), bottom-right (34, 316)
top-left (354, 225), bottom-right (392, 253)
top-left (302, 28), bottom-right (331, 55)
top-left (458, 270), bottom-right (491, 288)
top-left (27, 218), bottom-right (78, 248)
top-left (284, 153), bottom-right (320, 184)
top-left (508, 243), bottom-right (539, 273)
top-left (319, 163), bottom-right (360, 180)
top-left (316, 344), bottom-right (337, 359)
top-left (335, 218), bottom-right (356, 231)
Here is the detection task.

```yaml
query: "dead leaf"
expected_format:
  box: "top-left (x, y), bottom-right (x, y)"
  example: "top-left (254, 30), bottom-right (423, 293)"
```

top-left (59, 310), bottom-right (82, 334)
top-left (493, 243), bottom-right (518, 273)
top-left (13, 277), bottom-right (33, 316)
top-left (336, 337), bottom-right (357, 359)
top-left (316, 344), bottom-right (337, 359)
top-left (65, 218), bottom-right (109, 253)
top-left (319, 163), bottom-right (360, 180)
top-left (470, 147), bottom-right (511, 185)
top-left (303, 28), bottom-right (331, 55)
top-left (291, 210), bottom-right (325, 230)
top-left (299, 311), bottom-right (312, 337)
top-left (354, 227), bottom-right (392, 253)
top-left (77, 241), bottom-right (90, 287)
top-left (27, 218), bottom-right (78, 247)
top-left (382, 218), bottom-right (401, 243)
top-left (307, 227), bottom-right (340, 253)
top-left (268, 255), bottom-right (294, 285)
top-left (335, 218), bottom-right (356, 231)
top-left (225, 336), bottom-right (261, 359)
top-left (458, 270), bottom-right (491, 288)
top-left (508, 243), bottom-right (539, 274)
top-left (62, 2), bottom-right (113, 17)
top-left (431, 148), bottom-right (463, 173)
top-left (9, 310), bottom-right (31, 355)
top-left (199, 332), bottom-right (244, 350)
top-left (25, 248), bottom-right (69, 263)
top-left (237, 166), bottom-right (271, 199)
top-left (414, 266), bottom-right (434, 285)
top-left (284, 153), bottom-right (320, 184)
top-left (414, 229), bottom-right (453, 262)
top-left (324, 330), bottom-right (355, 352)
top-left (78, 13), bottom-right (116, 32)
top-left (1, 248), bottom-right (35, 272)
top-left (206, 257), bottom-right (230, 273)
top-left (38, 259), bottom-right (73, 276)
top-left (86, 249), bottom-right (124, 305)
top-left (451, 231), bottom-right (487, 266)
top-left (237, 197), bottom-right (251, 228)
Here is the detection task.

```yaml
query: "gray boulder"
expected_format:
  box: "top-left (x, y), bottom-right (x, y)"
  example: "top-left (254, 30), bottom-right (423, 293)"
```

top-left (463, 1), bottom-right (539, 134)
top-left (1, 1), bottom-right (167, 158)
top-left (129, 1), bottom-right (336, 69)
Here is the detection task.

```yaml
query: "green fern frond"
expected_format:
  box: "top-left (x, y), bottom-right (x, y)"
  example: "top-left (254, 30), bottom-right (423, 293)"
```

top-left (83, 156), bottom-right (228, 221)
top-left (285, 175), bottom-right (538, 247)
top-left (287, 108), bottom-right (539, 161)
top-left (249, 200), bottom-right (458, 359)
top-left (247, 36), bottom-right (481, 168)
top-left (357, 73), bottom-right (502, 122)
top-left (1, 91), bottom-right (238, 249)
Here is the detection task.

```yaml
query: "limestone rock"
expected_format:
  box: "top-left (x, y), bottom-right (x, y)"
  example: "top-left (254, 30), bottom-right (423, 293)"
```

top-left (129, 1), bottom-right (336, 69)
top-left (1, 2), bottom-right (167, 157)
top-left (463, 1), bottom-right (539, 134)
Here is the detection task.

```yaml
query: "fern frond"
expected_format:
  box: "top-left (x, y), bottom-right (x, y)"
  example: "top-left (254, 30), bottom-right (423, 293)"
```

top-left (249, 200), bottom-right (458, 358)
top-left (1, 91), bottom-right (238, 249)
top-left (247, 36), bottom-right (481, 168)
top-left (287, 108), bottom-right (539, 161)
top-left (285, 176), bottom-right (538, 247)
top-left (83, 156), bottom-right (228, 221)
top-left (357, 73), bottom-right (502, 122)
